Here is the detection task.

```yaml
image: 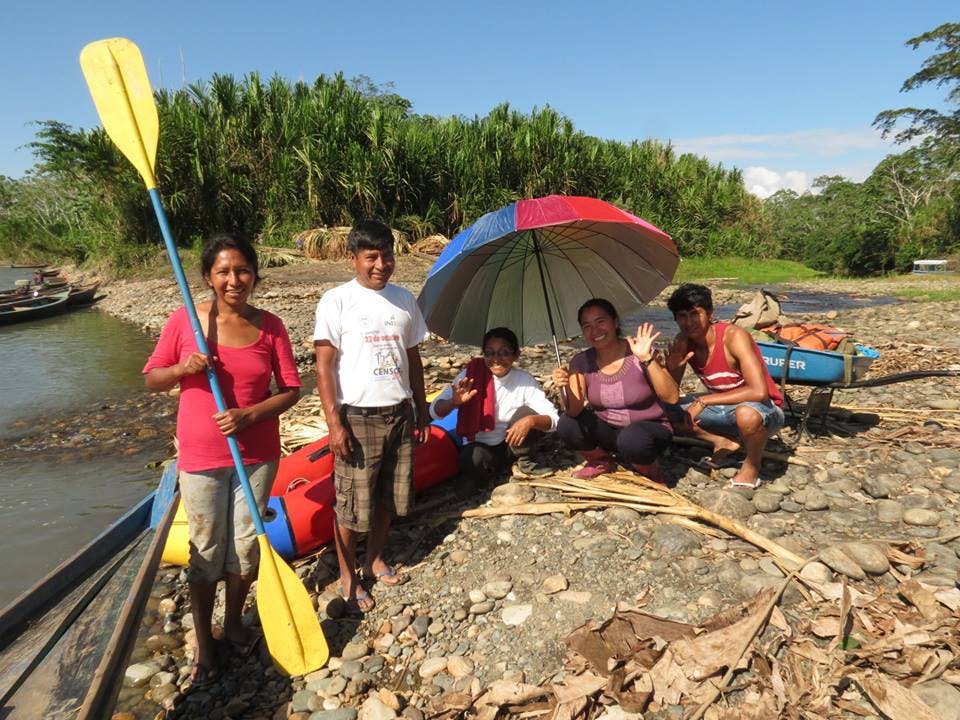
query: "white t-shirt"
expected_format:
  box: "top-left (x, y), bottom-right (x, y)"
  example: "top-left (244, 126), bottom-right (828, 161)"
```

top-left (429, 366), bottom-right (559, 446)
top-left (313, 279), bottom-right (428, 407)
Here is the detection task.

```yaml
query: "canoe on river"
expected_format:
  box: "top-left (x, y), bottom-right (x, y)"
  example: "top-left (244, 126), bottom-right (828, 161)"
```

top-left (0, 291), bottom-right (71, 325)
top-left (0, 464), bottom-right (177, 720)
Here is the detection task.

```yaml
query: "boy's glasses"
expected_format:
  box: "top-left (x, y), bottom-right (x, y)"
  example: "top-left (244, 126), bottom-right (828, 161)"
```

top-left (483, 349), bottom-right (514, 359)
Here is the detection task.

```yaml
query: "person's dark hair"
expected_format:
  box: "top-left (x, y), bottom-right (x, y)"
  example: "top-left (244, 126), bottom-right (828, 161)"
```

top-left (200, 233), bottom-right (261, 285)
top-left (348, 219), bottom-right (394, 254)
top-left (482, 327), bottom-right (520, 355)
top-left (667, 283), bottom-right (714, 315)
top-left (577, 298), bottom-right (622, 336)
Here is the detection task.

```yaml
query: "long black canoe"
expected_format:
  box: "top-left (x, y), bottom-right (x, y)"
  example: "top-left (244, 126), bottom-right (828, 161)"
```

top-left (0, 292), bottom-right (70, 325)
top-left (0, 463), bottom-right (177, 719)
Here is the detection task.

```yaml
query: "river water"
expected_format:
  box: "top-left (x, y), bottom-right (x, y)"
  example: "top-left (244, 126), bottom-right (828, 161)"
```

top-left (0, 267), bottom-right (161, 606)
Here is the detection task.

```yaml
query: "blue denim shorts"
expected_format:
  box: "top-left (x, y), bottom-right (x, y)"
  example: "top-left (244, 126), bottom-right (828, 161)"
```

top-left (669, 396), bottom-right (785, 436)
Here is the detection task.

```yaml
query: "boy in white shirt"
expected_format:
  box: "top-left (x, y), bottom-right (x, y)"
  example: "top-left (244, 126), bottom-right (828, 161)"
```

top-left (314, 220), bottom-right (429, 613)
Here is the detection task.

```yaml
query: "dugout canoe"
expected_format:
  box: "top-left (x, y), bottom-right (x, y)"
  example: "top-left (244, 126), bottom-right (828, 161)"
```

top-left (0, 464), bottom-right (178, 719)
top-left (0, 291), bottom-right (70, 325)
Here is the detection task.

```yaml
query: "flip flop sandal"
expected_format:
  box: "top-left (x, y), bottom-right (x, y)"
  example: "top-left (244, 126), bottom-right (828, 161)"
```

top-left (371, 565), bottom-right (410, 586)
top-left (188, 661), bottom-right (220, 689)
top-left (227, 633), bottom-right (262, 658)
top-left (698, 454), bottom-right (739, 470)
top-left (726, 477), bottom-right (761, 490)
top-left (338, 585), bottom-right (376, 613)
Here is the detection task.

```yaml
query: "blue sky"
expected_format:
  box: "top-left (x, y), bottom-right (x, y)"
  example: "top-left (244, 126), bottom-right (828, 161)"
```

top-left (2, 1), bottom-right (955, 197)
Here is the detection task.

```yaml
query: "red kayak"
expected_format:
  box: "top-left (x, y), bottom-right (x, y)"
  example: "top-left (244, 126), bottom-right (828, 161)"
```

top-left (263, 423), bottom-right (459, 558)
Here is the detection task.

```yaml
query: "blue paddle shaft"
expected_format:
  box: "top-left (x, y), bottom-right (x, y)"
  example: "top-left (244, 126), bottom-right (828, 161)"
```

top-left (148, 188), bottom-right (266, 536)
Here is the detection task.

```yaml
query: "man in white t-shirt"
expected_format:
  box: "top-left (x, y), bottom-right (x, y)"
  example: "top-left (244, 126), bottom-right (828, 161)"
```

top-left (314, 220), bottom-right (429, 613)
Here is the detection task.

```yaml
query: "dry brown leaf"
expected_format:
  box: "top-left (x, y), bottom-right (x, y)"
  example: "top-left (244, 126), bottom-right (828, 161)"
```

top-left (932, 586), bottom-right (960, 612)
top-left (475, 681), bottom-right (550, 707)
top-left (857, 672), bottom-right (940, 720)
top-left (551, 672), bottom-right (607, 704)
top-left (670, 610), bottom-right (758, 681)
top-left (899, 579), bottom-right (945, 619)
top-left (788, 640), bottom-right (833, 665)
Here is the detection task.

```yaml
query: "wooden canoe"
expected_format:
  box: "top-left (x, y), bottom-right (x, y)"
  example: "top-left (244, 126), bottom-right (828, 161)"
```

top-left (0, 464), bottom-right (177, 719)
top-left (66, 282), bottom-right (101, 306)
top-left (0, 291), bottom-right (70, 325)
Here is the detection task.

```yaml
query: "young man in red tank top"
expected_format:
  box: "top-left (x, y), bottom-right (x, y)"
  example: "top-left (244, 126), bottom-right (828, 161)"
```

top-left (664, 284), bottom-right (784, 489)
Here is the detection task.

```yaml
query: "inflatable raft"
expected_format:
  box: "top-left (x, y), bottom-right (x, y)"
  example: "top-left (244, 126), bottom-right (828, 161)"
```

top-left (162, 410), bottom-right (460, 565)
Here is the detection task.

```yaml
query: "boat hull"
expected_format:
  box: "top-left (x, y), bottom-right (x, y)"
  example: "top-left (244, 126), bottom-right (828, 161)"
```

top-left (757, 341), bottom-right (879, 385)
top-left (0, 464), bottom-right (178, 719)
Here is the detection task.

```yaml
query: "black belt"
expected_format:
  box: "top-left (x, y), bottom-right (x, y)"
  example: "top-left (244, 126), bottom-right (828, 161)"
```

top-left (341, 401), bottom-right (409, 417)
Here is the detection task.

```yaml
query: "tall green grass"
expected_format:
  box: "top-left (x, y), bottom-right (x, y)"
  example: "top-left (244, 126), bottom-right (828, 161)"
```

top-left (673, 257), bottom-right (825, 285)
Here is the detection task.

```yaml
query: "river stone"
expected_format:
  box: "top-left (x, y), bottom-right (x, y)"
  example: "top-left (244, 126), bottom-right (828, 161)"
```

top-left (292, 690), bottom-right (318, 713)
top-left (377, 689), bottom-right (401, 711)
top-left (911, 680), bottom-right (960, 720)
top-left (799, 561), bottom-right (833, 585)
top-left (124, 661), bottom-right (161, 688)
top-left (861, 476), bottom-right (894, 499)
top-left (753, 491), bottom-right (783, 513)
top-left (942, 476), bottom-right (960, 493)
top-left (542, 575), bottom-right (568, 594)
top-left (904, 508), bottom-right (941, 527)
top-left (556, 590), bottom-right (592, 604)
top-left (841, 542), bottom-right (890, 575)
top-left (490, 484), bottom-right (534, 507)
top-left (925, 543), bottom-right (960, 570)
top-left (418, 657), bottom-right (448, 679)
top-left (780, 500), bottom-right (803, 513)
top-left (311, 711), bottom-right (358, 720)
top-left (360, 696), bottom-right (398, 720)
top-left (759, 557), bottom-right (784, 577)
top-left (502, 604), bottom-right (533, 626)
top-left (819, 546), bottom-right (866, 580)
top-left (341, 641), bottom-right (369, 662)
top-left (649, 524), bottom-right (701, 554)
top-left (469, 601), bottom-right (494, 615)
top-left (927, 399), bottom-right (960, 411)
top-left (338, 660), bottom-right (364, 679)
top-left (876, 500), bottom-right (904, 523)
top-left (702, 489), bottom-right (756, 522)
top-left (604, 507), bottom-right (642, 524)
top-left (410, 615), bottom-right (431, 638)
top-left (447, 655), bottom-right (474, 678)
top-left (373, 633), bottom-right (395, 653)
top-left (482, 580), bottom-right (513, 599)
top-left (803, 490), bottom-right (829, 511)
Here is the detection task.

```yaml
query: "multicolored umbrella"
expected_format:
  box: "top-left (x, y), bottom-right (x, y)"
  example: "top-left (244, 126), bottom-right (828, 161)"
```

top-left (417, 195), bottom-right (679, 357)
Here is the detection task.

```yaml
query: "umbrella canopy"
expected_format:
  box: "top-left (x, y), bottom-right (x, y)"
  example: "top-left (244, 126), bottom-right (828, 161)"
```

top-left (417, 195), bottom-right (679, 348)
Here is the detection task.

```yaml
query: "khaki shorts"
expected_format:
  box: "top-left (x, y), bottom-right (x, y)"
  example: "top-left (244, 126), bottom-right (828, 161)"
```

top-left (335, 403), bottom-right (414, 532)
top-left (179, 460), bottom-right (277, 584)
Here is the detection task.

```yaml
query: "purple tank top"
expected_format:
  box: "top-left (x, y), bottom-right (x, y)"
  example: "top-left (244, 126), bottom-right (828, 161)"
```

top-left (569, 347), bottom-right (668, 428)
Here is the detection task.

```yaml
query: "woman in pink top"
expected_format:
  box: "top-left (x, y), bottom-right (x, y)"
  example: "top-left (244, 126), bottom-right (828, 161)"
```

top-left (551, 299), bottom-right (679, 482)
top-left (144, 234), bottom-right (301, 687)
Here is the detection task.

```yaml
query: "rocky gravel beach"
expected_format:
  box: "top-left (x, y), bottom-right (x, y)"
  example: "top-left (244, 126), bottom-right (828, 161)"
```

top-left (19, 260), bottom-right (960, 720)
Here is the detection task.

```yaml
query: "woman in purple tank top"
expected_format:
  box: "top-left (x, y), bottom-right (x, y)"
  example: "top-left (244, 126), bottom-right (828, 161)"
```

top-left (551, 299), bottom-right (679, 482)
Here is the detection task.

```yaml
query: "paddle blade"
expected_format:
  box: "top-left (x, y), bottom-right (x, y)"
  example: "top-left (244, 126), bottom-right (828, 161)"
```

top-left (79, 38), bottom-right (159, 188)
top-left (256, 535), bottom-right (329, 675)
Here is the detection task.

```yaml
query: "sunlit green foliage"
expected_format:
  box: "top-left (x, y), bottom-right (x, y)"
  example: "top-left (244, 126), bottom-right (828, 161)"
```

top-left (14, 72), bottom-right (765, 268)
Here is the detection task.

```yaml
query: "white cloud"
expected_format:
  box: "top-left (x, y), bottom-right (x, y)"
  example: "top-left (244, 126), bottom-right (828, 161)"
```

top-left (672, 128), bottom-right (890, 162)
top-left (743, 167), bottom-right (810, 199)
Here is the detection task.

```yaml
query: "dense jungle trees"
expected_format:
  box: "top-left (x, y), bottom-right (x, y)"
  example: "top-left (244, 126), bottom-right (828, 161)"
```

top-left (2, 22), bottom-right (958, 275)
